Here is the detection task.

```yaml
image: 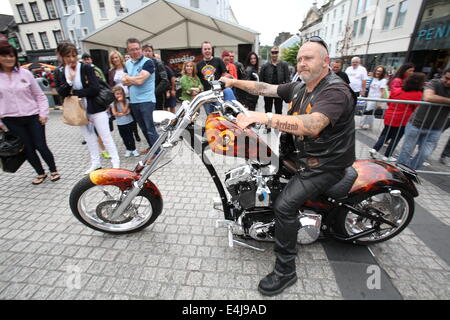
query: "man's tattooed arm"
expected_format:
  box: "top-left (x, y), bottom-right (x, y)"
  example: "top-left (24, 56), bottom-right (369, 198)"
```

top-left (231, 79), bottom-right (279, 97)
top-left (272, 113), bottom-right (330, 137)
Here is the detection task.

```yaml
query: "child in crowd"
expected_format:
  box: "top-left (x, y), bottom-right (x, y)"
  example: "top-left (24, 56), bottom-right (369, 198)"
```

top-left (110, 86), bottom-right (140, 157)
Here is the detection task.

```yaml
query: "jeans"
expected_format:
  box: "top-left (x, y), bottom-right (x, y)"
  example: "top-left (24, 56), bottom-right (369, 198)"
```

top-left (2, 114), bottom-right (57, 175)
top-left (373, 125), bottom-right (405, 157)
top-left (204, 88), bottom-right (237, 115)
top-left (130, 102), bottom-right (159, 149)
top-left (397, 122), bottom-right (442, 169)
top-left (440, 118), bottom-right (450, 159)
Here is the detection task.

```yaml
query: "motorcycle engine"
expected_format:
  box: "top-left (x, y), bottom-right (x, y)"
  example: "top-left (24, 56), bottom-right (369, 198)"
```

top-left (224, 165), bottom-right (282, 210)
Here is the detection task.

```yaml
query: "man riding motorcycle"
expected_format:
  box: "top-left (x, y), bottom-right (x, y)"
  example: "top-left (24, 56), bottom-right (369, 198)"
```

top-left (220, 36), bottom-right (356, 296)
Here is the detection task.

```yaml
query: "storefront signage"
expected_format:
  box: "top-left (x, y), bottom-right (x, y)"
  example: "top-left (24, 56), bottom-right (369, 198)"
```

top-left (413, 15), bottom-right (450, 51)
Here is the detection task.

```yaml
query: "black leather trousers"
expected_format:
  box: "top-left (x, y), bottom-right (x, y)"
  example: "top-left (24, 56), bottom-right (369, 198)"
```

top-left (273, 170), bottom-right (344, 275)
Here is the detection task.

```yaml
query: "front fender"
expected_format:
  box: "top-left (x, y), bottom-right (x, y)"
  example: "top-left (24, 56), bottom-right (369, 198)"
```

top-left (89, 168), bottom-right (162, 198)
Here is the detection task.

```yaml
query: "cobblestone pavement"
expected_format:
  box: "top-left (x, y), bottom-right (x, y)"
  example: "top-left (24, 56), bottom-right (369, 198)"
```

top-left (0, 105), bottom-right (449, 300)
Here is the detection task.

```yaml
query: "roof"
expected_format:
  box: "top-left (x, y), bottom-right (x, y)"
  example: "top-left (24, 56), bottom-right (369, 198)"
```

top-left (82, 0), bottom-right (259, 50)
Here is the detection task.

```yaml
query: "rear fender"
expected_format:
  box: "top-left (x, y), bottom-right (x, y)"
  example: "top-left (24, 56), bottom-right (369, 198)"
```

top-left (89, 168), bottom-right (162, 198)
top-left (348, 160), bottom-right (419, 198)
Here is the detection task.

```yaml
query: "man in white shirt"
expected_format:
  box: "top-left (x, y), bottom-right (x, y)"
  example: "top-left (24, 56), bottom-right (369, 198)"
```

top-left (345, 56), bottom-right (368, 96)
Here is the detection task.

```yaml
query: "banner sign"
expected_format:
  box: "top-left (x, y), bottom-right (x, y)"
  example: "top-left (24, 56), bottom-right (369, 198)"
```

top-left (160, 48), bottom-right (203, 76)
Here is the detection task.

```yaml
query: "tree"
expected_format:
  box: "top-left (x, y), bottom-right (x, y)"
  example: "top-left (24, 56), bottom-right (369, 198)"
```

top-left (281, 42), bottom-right (301, 67)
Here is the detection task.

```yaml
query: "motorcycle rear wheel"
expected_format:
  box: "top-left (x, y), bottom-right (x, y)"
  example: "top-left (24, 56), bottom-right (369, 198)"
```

top-left (69, 176), bottom-right (160, 234)
top-left (333, 189), bottom-right (414, 245)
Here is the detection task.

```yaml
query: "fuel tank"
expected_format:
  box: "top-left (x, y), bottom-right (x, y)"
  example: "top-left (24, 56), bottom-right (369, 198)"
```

top-left (205, 113), bottom-right (272, 163)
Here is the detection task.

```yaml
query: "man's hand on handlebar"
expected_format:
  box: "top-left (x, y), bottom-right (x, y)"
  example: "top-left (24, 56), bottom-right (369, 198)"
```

top-left (219, 76), bottom-right (236, 88)
top-left (236, 111), bottom-right (267, 130)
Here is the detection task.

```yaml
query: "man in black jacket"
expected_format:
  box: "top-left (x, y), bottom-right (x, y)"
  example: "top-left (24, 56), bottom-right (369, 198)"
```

top-left (259, 46), bottom-right (290, 126)
top-left (221, 37), bottom-right (355, 296)
top-left (143, 44), bottom-right (169, 110)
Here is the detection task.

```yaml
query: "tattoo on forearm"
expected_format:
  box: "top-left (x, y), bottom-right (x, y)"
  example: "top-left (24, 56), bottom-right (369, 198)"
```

top-left (275, 120), bottom-right (299, 132)
top-left (299, 113), bottom-right (330, 136)
top-left (241, 82), bottom-right (278, 97)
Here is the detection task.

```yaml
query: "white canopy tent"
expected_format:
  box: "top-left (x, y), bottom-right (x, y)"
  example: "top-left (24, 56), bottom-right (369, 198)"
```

top-left (81, 0), bottom-right (259, 52)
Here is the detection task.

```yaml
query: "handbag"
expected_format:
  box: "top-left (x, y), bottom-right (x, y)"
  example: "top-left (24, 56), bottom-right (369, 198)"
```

top-left (62, 96), bottom-right (89, 126)
top-left (94, 79), bottom-right (115, 109)
top-left (1, 150), bottom-right (27, 173)
top-left (0, 131), bottom-right (24, 157)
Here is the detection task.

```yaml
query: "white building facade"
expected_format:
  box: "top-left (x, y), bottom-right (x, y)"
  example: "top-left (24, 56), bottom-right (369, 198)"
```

top-left (300, 0), bottom-right (425, 71)
top-left (9, 0), bottom-right (64, 63)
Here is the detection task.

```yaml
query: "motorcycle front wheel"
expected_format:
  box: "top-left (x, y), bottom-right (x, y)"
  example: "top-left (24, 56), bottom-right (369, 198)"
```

top-left (69, 176), bottom-right (161, 234)
top-left (333, 189), bottom-right (414, 245)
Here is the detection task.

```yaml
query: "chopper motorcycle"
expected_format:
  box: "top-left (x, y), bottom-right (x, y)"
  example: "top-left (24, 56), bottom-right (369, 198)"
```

top-left (69, 81), bottom-right (420, 250)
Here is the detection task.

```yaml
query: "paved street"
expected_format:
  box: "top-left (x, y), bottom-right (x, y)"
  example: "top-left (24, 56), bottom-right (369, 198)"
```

top-left (0, 102), bottom-right (449, 300)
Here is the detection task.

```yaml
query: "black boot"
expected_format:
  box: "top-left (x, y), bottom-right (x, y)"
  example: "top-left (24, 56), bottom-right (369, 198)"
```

top-left (258, 271), bottom-right (297, 296)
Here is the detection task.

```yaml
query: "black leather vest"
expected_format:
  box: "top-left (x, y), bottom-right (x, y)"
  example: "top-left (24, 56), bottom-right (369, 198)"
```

top-left (288, 72), bottom-right (356, 174)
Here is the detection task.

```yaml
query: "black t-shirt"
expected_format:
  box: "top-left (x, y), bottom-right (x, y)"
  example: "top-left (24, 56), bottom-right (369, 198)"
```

top-left (277, 81), bottom-right (354, 127)
top-left (197, 57), bottom-right (227, 91)
top-left (412, 79), bottom-right (450, 130)
top-left (271, 64), bottom-right (278, 84)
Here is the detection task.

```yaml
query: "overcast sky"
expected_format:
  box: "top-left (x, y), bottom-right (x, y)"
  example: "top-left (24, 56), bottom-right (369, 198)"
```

top-left (0, 0), bottom-right (325, 45)
top-left (230, 0), bottom-right (325, 45)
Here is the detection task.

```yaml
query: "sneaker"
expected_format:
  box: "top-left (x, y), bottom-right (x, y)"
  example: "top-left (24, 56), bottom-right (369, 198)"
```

top-left (124, 150), bottom-right (132, 158)
top-left (84, 164), bottom-right (102, 175)
top-left (422, 161), bottom-right (431, 167)
top-left (369, 149), bottom-right (378, 159)
top-left (101, 151), bottom-right (111, 159)
top-left (382, 156), bottom-right (397, 162)
top-left (132, 150), bottom-right (140, 157)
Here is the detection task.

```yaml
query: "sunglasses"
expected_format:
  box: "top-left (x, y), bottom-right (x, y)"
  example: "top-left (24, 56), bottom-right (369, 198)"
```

top-left (305, 36), bottom-right (329, 53)
top-left (271, 51), bottom-right (279, 54)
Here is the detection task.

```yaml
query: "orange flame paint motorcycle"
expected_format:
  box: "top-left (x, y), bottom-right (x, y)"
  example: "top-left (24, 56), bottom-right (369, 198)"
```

top-left (69, 81), bottom-right (420, 249)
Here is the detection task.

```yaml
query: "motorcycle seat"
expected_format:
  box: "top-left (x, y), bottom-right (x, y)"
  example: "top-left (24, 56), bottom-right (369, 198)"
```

top-left (324, 166), bottom-right (358, 199)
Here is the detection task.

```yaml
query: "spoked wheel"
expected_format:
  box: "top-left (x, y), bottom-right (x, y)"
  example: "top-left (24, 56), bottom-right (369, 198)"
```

top-left (334, 189), bottom-right (414, 244)
top-left (69, 176), bottom-right (161, 234)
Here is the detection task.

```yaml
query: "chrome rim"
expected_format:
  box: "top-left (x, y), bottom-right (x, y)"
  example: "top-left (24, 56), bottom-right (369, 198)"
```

top-left (344, 192), bottom-right (410, 242)
top-left (77, 185), bottom-right (153, 232)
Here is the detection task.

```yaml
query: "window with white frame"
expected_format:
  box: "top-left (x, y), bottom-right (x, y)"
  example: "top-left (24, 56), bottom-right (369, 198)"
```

top-left (82, 28), bottom-right (89, 36)
top-left (76, 0), bottom-right (85, 13)
top-left (39, 32), bottom-right (51, 49)
top-left (339, 20), bottom-right (342, 34)
top-left (352, 20), bottom-right (359, 37)
top-left (30, 2), bottom-right (42, 21)
top-left (356, 0), bottom-right (367, 15)
top-left (341, 4), bottom-right (345, 16)
top-left (69, 29), bottom-right (78, 47)
top-left (383, 5), bottom-right (394, 30)
top-left (53, 30), bottom-right (64, 44)
top-left (98, 0), bottom-right (107, 18)
top-left (61, 0), bottom-right (69, 15)
top-left (395, 0), bottom-right (408, 27)
top-left (44, 0), bottom-right (58, 19)
top-left (359, 16), bottom-right (367, 36)
top-left (16, 4), bottom-right (29, 23)
top-left (27, 33), bottom-right (38, 50)
top-left (190, 0), bottom-right (199, 8)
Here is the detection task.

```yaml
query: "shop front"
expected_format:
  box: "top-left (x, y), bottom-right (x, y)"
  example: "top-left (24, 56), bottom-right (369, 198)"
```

top-left (409, 1), bottom-right (450, 78)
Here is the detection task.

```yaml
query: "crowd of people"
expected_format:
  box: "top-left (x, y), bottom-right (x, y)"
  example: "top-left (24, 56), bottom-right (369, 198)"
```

top-left (1, 37), bottom-right (449, 186)
top-left (334, 56), bottom-right (450, 169)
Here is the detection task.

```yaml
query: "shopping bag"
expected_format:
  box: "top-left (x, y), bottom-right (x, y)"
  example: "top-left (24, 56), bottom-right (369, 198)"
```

top-left (0, 150), bottom-right (27, 173)
top-left (62, 96), bottom-right (88, 126)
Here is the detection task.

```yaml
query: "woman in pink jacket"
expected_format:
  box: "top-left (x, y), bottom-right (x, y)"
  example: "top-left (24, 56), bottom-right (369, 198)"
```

top-left (369, 73), bottom-right (425, 161)
top-left (0, 42), bottom-right (60, 184)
